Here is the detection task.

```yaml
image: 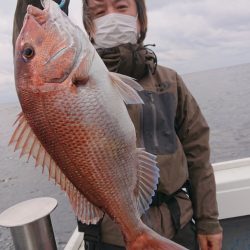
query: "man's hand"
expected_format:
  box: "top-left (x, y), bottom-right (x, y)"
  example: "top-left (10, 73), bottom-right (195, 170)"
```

top-left (197, 233), bottom-right (223, 250)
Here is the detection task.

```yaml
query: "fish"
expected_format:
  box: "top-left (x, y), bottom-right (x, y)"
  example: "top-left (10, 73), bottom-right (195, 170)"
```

top-left (11, 1), bottom-right (186, 249)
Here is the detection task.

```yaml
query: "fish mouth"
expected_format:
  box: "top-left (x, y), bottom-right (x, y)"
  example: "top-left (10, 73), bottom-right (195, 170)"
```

top-left (26, 5), bottom-right (48, 26)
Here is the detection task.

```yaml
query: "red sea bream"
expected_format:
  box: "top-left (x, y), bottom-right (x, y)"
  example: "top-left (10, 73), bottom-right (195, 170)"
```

top-left (10, 1), bottom-right (186, 249)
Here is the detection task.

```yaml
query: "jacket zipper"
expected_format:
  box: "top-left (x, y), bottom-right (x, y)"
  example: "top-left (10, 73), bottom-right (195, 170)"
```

top-left (149, 93), bottom-right (159, 148)
top-left (139, 104), bottom-right (145, 148)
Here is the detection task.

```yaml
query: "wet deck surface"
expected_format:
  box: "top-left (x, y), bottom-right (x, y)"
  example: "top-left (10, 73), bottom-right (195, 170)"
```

top-left (220, 216), bottom-right (250, 250)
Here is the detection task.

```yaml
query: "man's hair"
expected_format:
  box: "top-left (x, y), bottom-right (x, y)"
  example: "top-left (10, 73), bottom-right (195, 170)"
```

top-left (82, 0), bottom-right (148, 43)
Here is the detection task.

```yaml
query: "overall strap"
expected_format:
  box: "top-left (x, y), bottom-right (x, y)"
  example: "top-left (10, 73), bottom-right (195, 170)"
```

top-left (150, 181), bottom-right (190, 232)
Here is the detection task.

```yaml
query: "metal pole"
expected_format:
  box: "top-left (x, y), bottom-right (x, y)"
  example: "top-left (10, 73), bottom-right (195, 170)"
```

top-left (0, 197), bottom-right (58, 250)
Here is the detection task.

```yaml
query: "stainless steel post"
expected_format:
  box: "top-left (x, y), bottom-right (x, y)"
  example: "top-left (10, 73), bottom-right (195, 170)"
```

top-left (0, 197), bottom-right (58, 250)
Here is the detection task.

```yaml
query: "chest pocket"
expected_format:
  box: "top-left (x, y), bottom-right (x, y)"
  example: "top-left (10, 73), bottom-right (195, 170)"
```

top-left (139, 90), bottom-right (177, 155)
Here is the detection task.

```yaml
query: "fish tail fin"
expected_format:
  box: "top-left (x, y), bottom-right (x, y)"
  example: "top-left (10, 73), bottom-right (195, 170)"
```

top-left (127, 227), bottom-right (187, 250)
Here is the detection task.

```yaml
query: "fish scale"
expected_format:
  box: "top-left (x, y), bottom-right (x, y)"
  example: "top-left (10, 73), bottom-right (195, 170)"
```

top-left (24, 86), bottom-right (140, 232)
top-left (47, 92), bottom-right (134, 206)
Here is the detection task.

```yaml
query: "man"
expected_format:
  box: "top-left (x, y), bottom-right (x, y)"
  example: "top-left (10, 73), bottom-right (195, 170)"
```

top-left (13, 1), bottom-right (223, 249)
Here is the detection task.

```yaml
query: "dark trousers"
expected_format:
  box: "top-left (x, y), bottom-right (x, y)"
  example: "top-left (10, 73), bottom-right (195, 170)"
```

top-left (172, 221), bottom-right (199, 250)
top-left (85, 241), bottom-right (124, 250)
top-left (84, 221), bottom-right (199, 250)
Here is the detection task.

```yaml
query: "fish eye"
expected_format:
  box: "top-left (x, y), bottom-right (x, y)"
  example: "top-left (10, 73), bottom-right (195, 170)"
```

top-left (22, 46), bottom-right (35, 60)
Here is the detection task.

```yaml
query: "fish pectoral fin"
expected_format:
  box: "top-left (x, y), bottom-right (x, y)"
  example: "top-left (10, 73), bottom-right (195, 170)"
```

top-left (109, 72), bottom-right (144, 105)
top-left (9, 113), bottom-right (104, 224)
top-left (136, 148), bottom-right (159, 215)
top-left (111, 72), bottom-right (143, 91)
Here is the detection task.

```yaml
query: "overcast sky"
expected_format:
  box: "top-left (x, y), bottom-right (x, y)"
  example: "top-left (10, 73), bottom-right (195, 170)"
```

top-left (1, 0), bottom-right (250, 102)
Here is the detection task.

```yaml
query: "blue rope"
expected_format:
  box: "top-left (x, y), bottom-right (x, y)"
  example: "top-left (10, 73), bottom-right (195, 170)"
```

top-left (59, 0), bottom-right (66, 9)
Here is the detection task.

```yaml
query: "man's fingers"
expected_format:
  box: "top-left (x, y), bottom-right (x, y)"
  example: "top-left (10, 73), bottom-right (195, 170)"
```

top-left (197, 233), bottom-right (223, 250)
top-left (197, 235), bottom-right (208, 250)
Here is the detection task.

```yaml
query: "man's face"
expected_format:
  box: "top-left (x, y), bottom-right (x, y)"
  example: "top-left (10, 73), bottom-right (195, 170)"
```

top-left (87, 0), bottom-right (141, 38)
top-left (87, 0), bottom-right (138, 19)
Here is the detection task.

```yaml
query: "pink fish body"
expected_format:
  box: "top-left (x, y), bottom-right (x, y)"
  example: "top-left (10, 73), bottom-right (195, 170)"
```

top-left (11, 1), bottom-right (186, 249)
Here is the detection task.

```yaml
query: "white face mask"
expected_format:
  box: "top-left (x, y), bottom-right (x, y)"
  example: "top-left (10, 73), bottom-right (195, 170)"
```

top-left (93, 13), bottom-right (138, 49)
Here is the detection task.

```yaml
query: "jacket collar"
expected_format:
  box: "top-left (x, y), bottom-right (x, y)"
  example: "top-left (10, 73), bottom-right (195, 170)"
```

top-left (96, 43), bottom-right (157, 80)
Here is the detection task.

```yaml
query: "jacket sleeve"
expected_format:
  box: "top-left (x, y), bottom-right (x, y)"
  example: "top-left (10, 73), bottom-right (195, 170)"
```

top-left (12, 0), bottom-right (70, 50)
top-left (174, 73), bottom-right (222, 234)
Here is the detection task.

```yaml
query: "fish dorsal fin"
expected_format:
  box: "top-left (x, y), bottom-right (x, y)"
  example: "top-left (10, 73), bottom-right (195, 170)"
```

top-left (136, 148), bottom-right (159, 215)
top-left (9, 113), bottom-right (104, 224)
top-left (109, 72), bottom-right (144, 105)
